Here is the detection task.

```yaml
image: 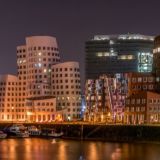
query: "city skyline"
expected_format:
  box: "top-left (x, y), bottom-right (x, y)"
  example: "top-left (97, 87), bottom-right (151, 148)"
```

top-left (1, 0), bottom-right (160, 85)
top-left (1, 1), bottom-right (160, 160)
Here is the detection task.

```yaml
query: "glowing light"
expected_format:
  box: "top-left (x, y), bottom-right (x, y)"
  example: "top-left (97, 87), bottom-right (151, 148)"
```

top-left (38, 63), bottom-right (42, 67)
top-left (68, 116), bottom-right (71, 121)
top-left (26, 111), bottom-right (32, 116)
top-left (43, 69), bottom-right (47, 73)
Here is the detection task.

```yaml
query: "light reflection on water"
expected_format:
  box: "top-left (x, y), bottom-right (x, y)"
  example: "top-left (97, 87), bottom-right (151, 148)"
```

top-left (0, 138), bottom-right (160, 160)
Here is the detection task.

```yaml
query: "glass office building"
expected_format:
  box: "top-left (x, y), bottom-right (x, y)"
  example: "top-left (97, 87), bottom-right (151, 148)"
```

top-left (85, 34), bottom-right (154, 79)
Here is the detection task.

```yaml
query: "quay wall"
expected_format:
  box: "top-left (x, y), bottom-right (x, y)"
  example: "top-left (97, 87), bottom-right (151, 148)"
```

top-left (1, 123), bottom-right (160, 142)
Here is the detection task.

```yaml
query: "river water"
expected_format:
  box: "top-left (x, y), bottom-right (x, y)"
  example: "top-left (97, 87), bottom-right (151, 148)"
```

top-left (0, 138), bottom-right (160, 160)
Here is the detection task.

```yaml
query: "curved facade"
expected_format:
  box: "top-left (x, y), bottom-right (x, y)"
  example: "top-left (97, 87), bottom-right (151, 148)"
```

top-left (17, 36), bottom-right (60, 98)
top-left (85, 34), bottom-right (154, 79)
top-left (51, 62), bottom-right (81, 120)
top-left (0, 36), bottom-right (82, 122)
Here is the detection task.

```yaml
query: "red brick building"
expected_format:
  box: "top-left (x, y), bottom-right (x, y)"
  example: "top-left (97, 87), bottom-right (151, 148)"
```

top-left (124, 91), bottom-right (160, 124)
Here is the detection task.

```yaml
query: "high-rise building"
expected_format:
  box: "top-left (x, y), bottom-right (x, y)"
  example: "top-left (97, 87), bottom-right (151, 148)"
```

top-left (16, 36), bottom-right (60, 122)
top-left (85, 34), bottom-right (154, 79)
top-left (0, 36), bottom-right (81, 122)
top-left (153, 35), bottom-right (160, 92)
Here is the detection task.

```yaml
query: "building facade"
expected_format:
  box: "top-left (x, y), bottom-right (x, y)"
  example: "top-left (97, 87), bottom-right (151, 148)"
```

top-left (0, 36), bottom-right (81, 122)
top-left (84, 72), bottom-right (158, 123)
top-left (124, 92), bottom-right (160, 124)
top-left (0, 75), bottom-right (18, 121)
top-left (127, 72), bottom-right (156, 96)
top-left (84, 74), bottom-right (128, 122)
top-left (85, 34), bottom-right (154, 79)
top-left (153, 35), bottom-right (160, 92)
top-left (51, 62), bottom-right (81, 120)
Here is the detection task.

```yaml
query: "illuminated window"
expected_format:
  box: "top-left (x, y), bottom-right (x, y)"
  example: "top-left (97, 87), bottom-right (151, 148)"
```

top-left (38, 63), bottom-right (42, 67)
top-left (43, 69), bottom-right (47, 73)
top-left (118, 55), bottom-right (135, 60)
top-left (97, 52), bottom-right (102, 57)
top-left (104, 52), bottom-right (110, 56)
top-left (138, 52), bottom-right (153, 72)
top-left (137, 77), bottom-right (142, 82)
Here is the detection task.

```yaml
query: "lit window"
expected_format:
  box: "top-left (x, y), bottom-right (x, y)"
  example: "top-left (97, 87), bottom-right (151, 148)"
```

top-left (38, 63), bottom-right (42, 67)
top-left (137, 77), bottom-right (142, 82)
top-left (91, 96), bottom-right (94, 100)
top-left (118, 55), bottom-right (135, 60)
top-left (104, 52), bottom-right (110, 56)
top-left (43, 69), bottom-right (47, 73)
top-left (97, 52), bottom-right (102, 57)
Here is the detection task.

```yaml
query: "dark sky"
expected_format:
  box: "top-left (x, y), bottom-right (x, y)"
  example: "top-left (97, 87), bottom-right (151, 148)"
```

top-left (0, 0), bottom-right (160, 85)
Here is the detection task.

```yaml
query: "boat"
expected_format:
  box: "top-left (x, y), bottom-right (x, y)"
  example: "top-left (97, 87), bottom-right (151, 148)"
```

top-left (5, 124), bottom-right (29, 138)
top-left (0, 131), bottom-right (7, 139)
top-left (41, 129), bottom-right (63, 138)
top-left (28, 126), bottom-right (41, 136)
top-left (15, 131), bottom-right (29, 138)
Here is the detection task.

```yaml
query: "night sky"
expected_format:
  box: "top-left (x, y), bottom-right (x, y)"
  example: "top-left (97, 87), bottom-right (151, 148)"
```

top-left (0, 0), bottom-right (160, 85)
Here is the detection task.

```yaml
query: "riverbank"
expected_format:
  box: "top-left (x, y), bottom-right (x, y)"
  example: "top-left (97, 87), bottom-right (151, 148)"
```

top-left (1, 123), bottom-right (160, 142)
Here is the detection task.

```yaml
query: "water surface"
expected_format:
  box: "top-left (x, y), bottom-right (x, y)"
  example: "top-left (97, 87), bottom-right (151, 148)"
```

top-left (0, 138), bottom-right (160, 160)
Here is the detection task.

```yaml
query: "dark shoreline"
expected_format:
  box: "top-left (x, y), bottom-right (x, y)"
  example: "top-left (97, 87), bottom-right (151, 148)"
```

top-left (1, 123), bottom-right (160, 143)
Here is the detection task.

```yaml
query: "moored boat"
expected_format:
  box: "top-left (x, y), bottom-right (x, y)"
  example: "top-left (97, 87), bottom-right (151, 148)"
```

top-left (5, 124), bottom-right (29, 138)
top-left (0, 131), bottom-right (7, 139)
top-left (41, 129), bottom-right (63, 138)
top-left (28, 126), bottom-right (41, 136)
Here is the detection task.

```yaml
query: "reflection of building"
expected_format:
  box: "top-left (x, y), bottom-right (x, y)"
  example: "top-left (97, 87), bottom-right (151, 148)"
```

top-left (0, 36), bottom-right (81, 122)
top-left (85, 34), bottom-right (154, 79)
top-left (124, 92), bottom-right (160, 124)
top-left (84, 74), bottom-right (128, 122)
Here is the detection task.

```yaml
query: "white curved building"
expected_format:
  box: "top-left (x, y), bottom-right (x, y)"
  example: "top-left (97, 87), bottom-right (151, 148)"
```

top-left (17, 36), bottom-right (60, 98)
top-left (0, 36), bottom-right (82, 122)
top-left (51, 62), bottom-right (81, 120)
